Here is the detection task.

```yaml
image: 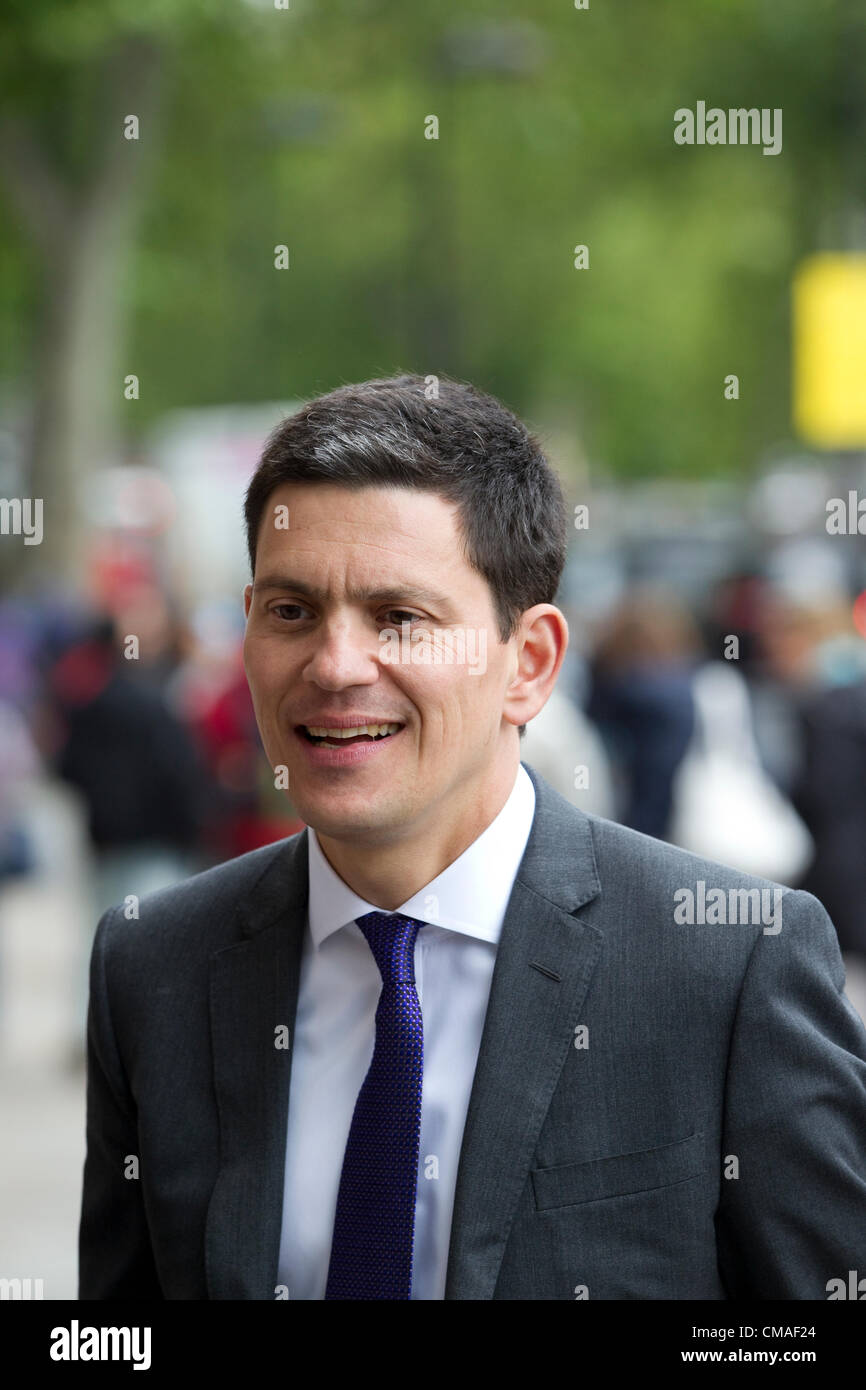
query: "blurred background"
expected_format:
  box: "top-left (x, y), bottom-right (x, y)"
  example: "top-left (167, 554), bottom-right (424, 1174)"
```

top-left (1, 0), bottom-right (866, 1297)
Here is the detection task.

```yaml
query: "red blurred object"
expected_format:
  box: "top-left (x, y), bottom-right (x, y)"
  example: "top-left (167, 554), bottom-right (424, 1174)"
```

top-left (192, 652), bottom-right (304, 857)
top-left (229, 812), bottom-right (305, 857)
top-left (49, 640), bottom-right (113, 706)
top-left (88, 534), bottom-right (157, 615)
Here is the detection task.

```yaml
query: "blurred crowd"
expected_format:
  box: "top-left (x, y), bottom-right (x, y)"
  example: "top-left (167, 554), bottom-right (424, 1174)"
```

top-left (526, 570), bottom-right (866, 980)
top-left (0, 582), bottom-right (301, 900)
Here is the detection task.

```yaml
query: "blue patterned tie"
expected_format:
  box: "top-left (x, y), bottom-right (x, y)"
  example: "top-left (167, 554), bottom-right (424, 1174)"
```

top-left (324, 910), bottom-right (428, 1300)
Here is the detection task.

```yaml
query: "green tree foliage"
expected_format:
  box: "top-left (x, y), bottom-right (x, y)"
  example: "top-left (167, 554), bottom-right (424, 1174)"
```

top-left (0, 0), bottom-right (860, 576)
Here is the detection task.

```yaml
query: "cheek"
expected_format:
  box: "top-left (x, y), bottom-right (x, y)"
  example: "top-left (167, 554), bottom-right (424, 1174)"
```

top-left (457, 657), bottom-right (509, 739)
top-left (241, 631), bottom-right (264, 683)
top-left (410, 665), bottom-right (494, 737)
top-left (245, 634), bottom-right (289, 693)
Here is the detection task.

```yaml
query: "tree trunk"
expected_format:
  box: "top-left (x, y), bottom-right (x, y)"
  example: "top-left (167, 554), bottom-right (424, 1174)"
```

top-left (0, 36), bottom-right (166, 590)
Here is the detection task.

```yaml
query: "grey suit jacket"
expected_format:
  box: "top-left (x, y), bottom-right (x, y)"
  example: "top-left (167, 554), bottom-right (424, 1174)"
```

top-left (78, 761), bottom-right (866, 1299)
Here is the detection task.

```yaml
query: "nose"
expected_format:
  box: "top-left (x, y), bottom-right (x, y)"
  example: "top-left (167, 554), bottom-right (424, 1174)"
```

top-left (302, 613), bottom-right (381, 691)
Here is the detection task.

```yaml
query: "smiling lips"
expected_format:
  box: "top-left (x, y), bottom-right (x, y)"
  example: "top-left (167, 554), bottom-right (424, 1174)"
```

top-left (301, 721), bottom-right (404, 747)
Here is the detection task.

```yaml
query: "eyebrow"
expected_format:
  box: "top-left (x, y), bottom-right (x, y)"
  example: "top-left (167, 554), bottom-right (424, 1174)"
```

top-left (253, 574), bottom-right (459, 612)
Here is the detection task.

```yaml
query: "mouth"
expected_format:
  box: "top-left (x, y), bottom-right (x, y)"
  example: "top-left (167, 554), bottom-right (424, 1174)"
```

top-left (296, 721), bottom-right (405, 749)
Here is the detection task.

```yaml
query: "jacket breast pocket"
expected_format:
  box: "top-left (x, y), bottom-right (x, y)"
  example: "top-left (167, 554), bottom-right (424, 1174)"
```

top-left (531, 1132), bottom-right (706, 1213)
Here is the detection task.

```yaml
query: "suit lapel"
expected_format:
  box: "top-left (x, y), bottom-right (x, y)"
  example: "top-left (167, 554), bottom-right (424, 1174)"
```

top-left (205, 830), bottom-right (309, 1300)
top-left (444, 764), bottom-right (603, 1299)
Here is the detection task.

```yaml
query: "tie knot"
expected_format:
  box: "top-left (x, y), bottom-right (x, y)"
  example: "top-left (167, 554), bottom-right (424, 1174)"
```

top-left (355, 910), bottom-right (427, 985)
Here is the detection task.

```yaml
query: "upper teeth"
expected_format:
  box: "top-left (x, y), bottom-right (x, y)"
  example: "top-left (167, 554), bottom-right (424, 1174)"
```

top-left (306, 723), bottom-right (402, 738)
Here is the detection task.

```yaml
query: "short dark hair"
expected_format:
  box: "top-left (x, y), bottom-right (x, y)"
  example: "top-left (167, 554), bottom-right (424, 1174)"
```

top-left (244, 373), bottom-right (569, 738)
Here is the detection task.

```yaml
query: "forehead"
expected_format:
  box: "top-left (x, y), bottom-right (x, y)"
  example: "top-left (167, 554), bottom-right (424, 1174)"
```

top-left (255, 482), bottom-right (467, 561)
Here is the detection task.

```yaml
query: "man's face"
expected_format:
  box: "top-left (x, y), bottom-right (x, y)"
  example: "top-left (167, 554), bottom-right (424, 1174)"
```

top-left (242, 482), bottom-right (522, 847)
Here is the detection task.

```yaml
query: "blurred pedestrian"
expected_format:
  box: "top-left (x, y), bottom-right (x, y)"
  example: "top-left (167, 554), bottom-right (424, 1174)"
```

top-left (587, 588), bottom-right (700, 838)
top-left (45, 615), bottom-right (210, 1031)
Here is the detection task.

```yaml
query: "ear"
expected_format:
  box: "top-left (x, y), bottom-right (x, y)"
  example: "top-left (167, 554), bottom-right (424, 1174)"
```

top-left (243, 583), bottom-right (253, 619)
top-left (502, 605), bottom-right (569, 731)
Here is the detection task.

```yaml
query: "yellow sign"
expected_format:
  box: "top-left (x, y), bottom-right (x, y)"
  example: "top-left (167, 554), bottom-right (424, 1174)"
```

top-left (793, 254), bottom-right (866, 448)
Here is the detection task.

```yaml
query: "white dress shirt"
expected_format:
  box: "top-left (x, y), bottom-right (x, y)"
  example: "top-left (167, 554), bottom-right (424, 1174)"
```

top-left (276, 761), bottom-right (536, 1299)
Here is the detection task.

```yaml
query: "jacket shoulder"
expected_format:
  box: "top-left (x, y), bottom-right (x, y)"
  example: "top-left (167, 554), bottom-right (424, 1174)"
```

top-left (93, 831), bottom-right (306, 966)
top-left (582, 810), bottom-right (787, 892)
top-left (580, 810), bottom-right (835, 942)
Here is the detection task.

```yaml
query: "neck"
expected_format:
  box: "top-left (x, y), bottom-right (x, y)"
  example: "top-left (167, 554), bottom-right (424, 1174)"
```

top-left (315, 756), bottom-right (520, 910)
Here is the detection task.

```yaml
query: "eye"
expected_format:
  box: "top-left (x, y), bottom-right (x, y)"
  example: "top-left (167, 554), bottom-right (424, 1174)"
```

top-left (381, 609), bottom-right (423, 626)
top-left (270, 603), bottom-right (310, 621)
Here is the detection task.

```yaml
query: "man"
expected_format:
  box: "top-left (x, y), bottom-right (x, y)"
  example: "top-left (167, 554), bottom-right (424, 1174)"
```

top-left (79, 374), bottom-right (866, 1300)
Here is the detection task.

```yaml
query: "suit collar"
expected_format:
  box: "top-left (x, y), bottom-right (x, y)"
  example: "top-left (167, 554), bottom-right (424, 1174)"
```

top-left (516, 760), bottom-right (601, 913)
top-left (236, 827), bottom-right (309, 939)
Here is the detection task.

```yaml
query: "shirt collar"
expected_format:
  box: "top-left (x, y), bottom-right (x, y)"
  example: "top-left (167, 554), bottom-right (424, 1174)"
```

top-left (307, 761), bottom-right (536, 948)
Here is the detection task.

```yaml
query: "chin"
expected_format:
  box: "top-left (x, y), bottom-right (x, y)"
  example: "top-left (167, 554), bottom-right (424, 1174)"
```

top-left (301, 790), bottom-right (368, 815)
top-left (297, 792), bottom-right (392, 830)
